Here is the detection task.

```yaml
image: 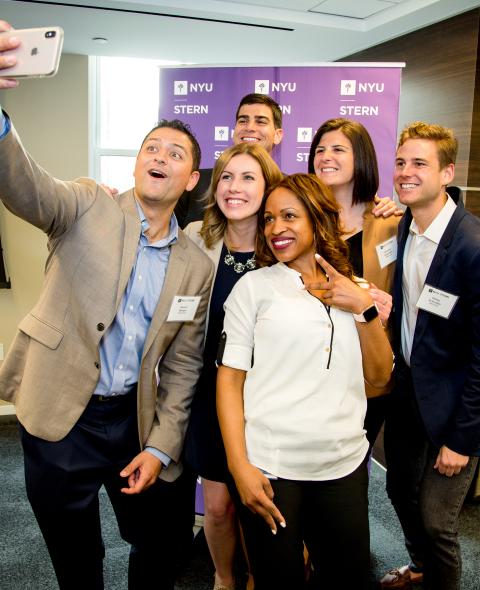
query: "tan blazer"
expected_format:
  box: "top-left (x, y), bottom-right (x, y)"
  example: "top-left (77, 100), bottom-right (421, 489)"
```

top-left (361, 203), bottom-right (400, 397)
top-left (0, 125), bottom-right (214, 482)
top-left (184, 221), bottom-right (224, 330)
top-left (184, 221), bottom-right (222, 270)
top-left (362, 202), bottom-right (400, 293)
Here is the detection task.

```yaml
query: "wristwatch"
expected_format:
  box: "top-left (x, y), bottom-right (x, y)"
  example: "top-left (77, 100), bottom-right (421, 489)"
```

top-left (353, 304), bottom-right (379, 323)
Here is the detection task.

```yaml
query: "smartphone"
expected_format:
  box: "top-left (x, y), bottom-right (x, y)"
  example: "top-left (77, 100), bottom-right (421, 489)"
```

top-left (0, 27), bottom-right (64, 78)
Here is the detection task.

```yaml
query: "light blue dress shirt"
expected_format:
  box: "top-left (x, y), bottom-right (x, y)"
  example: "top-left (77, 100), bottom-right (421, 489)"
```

top-left (0, 110), bottom-right (10, 137)
top-left (94, 202), bottom-right (177, 397)
top-left (93, 202), bottom-right (178, 467)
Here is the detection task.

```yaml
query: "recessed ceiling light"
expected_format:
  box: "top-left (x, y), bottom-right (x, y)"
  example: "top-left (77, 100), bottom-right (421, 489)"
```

top-left (92, 37), bottom-right (108, 44)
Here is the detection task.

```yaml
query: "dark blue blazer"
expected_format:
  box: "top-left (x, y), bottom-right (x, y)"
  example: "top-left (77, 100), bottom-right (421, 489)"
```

top-left (392, 202), bottom-right (480, 456)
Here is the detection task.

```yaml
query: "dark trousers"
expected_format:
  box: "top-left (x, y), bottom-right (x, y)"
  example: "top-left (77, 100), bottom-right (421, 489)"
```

top-left (229, 458), bottom-right (370, 590)
top-left (384, 364), bottom-right (478, 590)
top-left (20, 392), bottom-right (186, 590)
top-left (364, 395), bottom-right (390, 447)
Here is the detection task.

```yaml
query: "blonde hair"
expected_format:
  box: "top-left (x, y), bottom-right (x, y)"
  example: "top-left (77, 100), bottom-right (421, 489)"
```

top-left (200, 143), bottom-right (283, 249)
top-left (256, 173), bottom-right (353, 279)
top-left (398, 121), bottom-right (458, 169)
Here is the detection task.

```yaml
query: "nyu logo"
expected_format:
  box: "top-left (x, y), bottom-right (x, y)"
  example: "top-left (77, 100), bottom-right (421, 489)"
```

top-left (340, 79), bottom-right (385, 95)
top-left (340, 80), bottom-right (356, 95)
top-left (215, 127), bottom-right (229, 142)
top-left (255, 80), bottom-right (297, 94)
top-left (271, 82), bottom-right (296, 92)
top-left (297, 128), bottom-right (312, 143)
top-left (189, 82), bottom-right (214, 93)
top-left (174, 80), bottom-right (214, 95)
top-left (358, 82), bottom-right (384, 93)
top-left (255, 79), bottom-right (270, 94)
top-left (174, 80), bottom-right (188, 95)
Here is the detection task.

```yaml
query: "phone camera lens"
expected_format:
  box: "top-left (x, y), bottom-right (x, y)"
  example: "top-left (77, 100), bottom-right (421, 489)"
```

top-left (45, 31), bottom-right (56, 39)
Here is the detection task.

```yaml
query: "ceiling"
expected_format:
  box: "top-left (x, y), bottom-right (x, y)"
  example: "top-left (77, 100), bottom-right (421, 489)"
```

top-left (1, 0), bottom-right (479, 64)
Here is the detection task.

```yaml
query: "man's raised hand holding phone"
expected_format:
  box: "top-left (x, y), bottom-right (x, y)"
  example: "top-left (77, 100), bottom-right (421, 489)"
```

top-left (0, 20), bottom-right (20, 88)
top-left (0, 20), bottom-right (63, 80)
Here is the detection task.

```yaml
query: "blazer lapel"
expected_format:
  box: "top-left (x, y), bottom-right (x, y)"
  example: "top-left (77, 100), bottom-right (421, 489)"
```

top-left (116, 190), bottom-right (141, 310)
top-left (412, 204), bottom-right (466, 349)
top-left (422, 204), bottom-right (465, 287)
top-left (361, 204), bottom-right (375, 281)
top-left (142, 232), bottom-right (189, 359)
top-left (392, 211), bottom-right (411, 349)
top-left (209, 237), bottom-right (223, 273)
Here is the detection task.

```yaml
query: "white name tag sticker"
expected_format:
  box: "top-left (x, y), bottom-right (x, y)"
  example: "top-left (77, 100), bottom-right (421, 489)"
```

top-left (376, 236), bottom-right (398, 269)
top-left (416, 284), bottom-right (458, 319)
top-left (167, 295), bottom-right (201, 322)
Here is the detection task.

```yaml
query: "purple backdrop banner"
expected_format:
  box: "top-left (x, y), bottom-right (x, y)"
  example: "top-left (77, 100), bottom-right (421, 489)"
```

top-left (158, 64), bottom-right (403, 197)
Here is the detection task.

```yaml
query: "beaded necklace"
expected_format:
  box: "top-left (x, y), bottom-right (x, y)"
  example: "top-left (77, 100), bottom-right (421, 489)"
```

top-left (224, 247), bottom-right (256, 273)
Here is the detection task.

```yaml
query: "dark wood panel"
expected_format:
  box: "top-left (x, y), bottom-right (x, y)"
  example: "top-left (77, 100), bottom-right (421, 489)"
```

top-left (342, 12), bottom-right (480, 464)
top-left (341, 9), bottom-right (480, 215)
top-left (467, 25), bottom-right (480, 217)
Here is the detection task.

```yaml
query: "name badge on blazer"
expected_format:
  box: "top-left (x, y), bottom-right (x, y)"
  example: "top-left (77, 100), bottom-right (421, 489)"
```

top-left (416, 284), bottom-right (458, 319)
top-left (376, 236), bottom-right (397, 269)
top-left (167, 295), bottom-right (201, 322)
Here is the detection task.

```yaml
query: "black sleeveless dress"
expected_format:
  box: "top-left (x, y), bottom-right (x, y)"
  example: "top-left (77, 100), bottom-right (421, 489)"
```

top-left (185, 244), bottom-right (255, 482)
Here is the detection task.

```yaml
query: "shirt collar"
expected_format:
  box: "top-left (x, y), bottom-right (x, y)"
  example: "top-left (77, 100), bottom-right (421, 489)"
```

top-left (277, 262), bottom-right (305, 289)
top-left (135, 200), bottom-right (178, 248)
top-left (409, 194), bottom-right (456, 245)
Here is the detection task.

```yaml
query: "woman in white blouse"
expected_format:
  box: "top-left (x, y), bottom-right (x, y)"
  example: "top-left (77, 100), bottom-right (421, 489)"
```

top-left (217, 173), bottom-right (393, 590)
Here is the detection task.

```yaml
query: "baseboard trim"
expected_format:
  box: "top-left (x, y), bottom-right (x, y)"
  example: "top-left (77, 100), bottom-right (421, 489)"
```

top-left (0, 404), bottom-right (17, 424)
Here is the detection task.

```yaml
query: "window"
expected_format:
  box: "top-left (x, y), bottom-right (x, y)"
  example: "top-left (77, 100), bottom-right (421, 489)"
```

top-left (90, 56), bottom-right (179, 193)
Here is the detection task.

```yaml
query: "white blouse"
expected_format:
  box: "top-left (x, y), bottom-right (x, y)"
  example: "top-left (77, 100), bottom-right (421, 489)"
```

top-left (222, 262), bottom-right (369, 481)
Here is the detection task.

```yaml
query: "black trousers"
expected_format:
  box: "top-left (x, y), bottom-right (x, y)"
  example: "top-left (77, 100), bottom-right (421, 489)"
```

top-left (229, 457), bottom-right (370, 590)
top-left (20, 391), bottom-right (188, 590)
top-left (364, 395), bottom-right (390, 447)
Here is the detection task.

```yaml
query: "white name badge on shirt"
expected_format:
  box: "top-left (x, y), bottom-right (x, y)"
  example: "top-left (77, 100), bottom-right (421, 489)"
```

top-left (376, 236), bottom-right (398, 269)
top-left (416, 284), bottom-right (458, 319)
top-left (167, 295), bottom-right (201, 322)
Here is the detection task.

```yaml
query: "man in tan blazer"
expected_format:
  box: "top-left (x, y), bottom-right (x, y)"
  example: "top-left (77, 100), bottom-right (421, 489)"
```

top-left (0, 24), bottom-right (214, 590)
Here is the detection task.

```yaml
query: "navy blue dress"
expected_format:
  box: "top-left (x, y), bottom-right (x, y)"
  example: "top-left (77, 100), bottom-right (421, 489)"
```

top-left (185, 243), bottom-right (255, 482)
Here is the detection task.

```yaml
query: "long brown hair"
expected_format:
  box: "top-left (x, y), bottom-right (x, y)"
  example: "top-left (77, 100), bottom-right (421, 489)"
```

top-left (199, 143), bottom-right (283, 249)
top-left (307, 118), bottom-right (378, 205)
top-left (256, 173), bottom-right (353, 279)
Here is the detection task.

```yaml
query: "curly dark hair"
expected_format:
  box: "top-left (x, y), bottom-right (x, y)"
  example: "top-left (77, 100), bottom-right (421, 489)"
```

top-left (256, 173), bottom-right (353, 279)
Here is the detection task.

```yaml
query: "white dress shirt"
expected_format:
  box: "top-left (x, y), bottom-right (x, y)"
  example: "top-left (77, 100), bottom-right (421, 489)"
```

top-left (401, 195), bottom-right (457, 365)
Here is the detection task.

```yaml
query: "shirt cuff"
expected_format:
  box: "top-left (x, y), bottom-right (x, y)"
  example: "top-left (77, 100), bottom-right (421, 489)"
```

top-left (222, 343), bottom-right (253, 371)
top-left (145, 446), bottom-right (171, 468)
top-left (0, 110), bottom-right (11, 139)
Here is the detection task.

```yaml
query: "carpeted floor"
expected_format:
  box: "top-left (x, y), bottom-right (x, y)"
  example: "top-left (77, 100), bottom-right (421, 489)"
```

top-left (0, 422), bottom-right (478, 589)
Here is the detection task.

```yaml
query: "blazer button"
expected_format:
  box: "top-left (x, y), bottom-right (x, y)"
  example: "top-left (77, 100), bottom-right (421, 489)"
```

top-left (94, 362), bottom-right (100, 369)
top-left (97, 323), bottom-right (105, 331)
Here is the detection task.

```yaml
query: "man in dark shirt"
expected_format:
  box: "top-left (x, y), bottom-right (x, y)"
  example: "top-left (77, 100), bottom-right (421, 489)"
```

top-left (174, 92), bottom-right (284, 227)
